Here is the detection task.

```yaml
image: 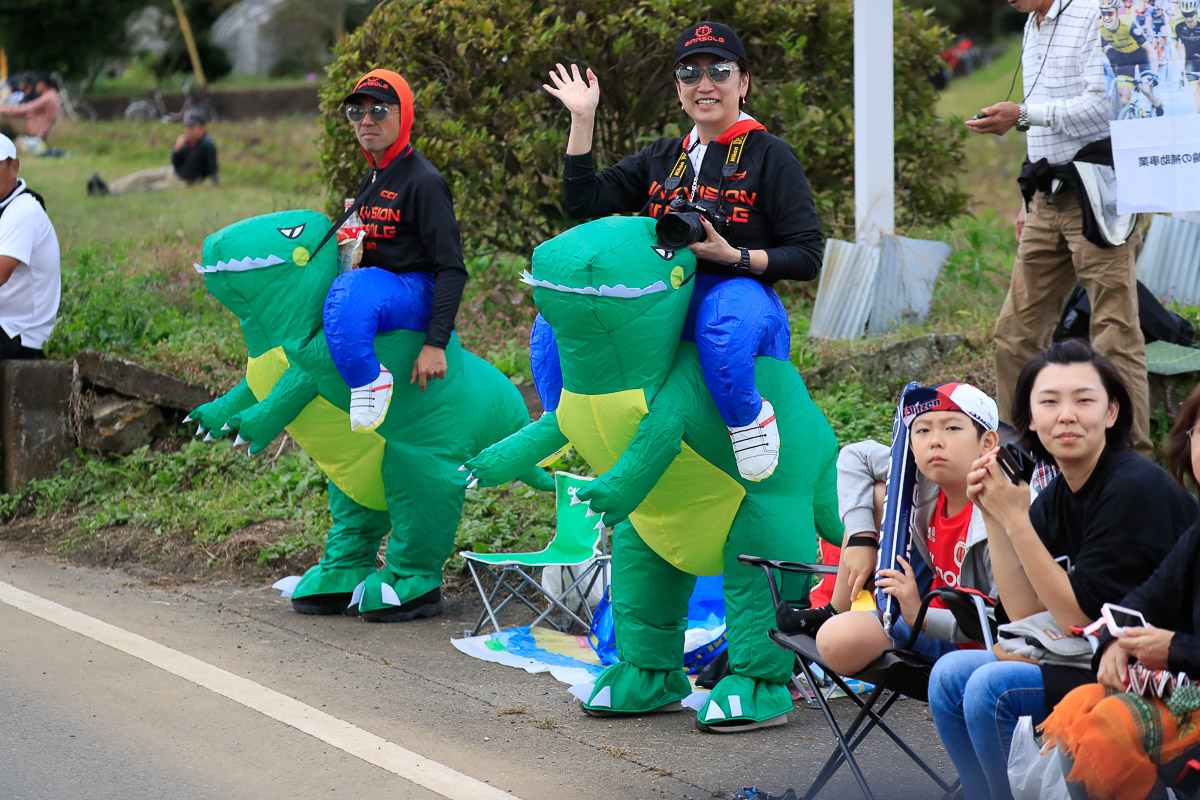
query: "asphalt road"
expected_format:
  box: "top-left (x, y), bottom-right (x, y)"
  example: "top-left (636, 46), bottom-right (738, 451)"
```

top-left (0, 544), bottom-right (956, 799)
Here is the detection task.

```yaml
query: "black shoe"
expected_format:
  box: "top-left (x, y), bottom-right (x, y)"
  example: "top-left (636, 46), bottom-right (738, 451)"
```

top-left (734, 788), bottom-right (799, 800)
top-left (776, 602), bottom-right (837, 637)
top-left (291, 592), bottom-right (357, 616)
top-left (86, 172), bottom-right (109, 196)
top-left (361, 587), bottom-right (443, 623)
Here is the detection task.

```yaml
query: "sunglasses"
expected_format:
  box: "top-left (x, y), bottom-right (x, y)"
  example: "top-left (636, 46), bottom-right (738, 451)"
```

top-left (1187, 11), bottom-right (1198, 17)
top-left (345, 104), bottom-right (393, 123)
top-left (674, 62), bottom-right (739, 86)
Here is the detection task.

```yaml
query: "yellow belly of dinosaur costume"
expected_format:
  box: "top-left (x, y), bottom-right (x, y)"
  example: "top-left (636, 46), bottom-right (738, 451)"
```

top-left (555, 388), bottom-right (744, 575)
top-left (247, 348), bottom-right (387, 511)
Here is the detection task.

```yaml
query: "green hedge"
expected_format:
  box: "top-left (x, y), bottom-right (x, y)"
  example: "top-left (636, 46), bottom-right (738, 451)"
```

top-left (319, 0), bottom-right (967, 254)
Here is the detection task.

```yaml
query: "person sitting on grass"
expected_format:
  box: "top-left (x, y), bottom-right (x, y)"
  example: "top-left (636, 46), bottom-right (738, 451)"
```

top-left (785, 382), bottom-right (1000, 676)
top-left (88, 109), bottom-right (218, 196)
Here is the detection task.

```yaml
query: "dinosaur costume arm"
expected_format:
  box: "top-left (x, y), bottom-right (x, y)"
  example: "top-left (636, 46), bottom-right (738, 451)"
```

top-left (575, 408), bottom-right (686, 526)
top-left (187, 379), bottom-right (258, 437)
top-left (227, 367), bottom-right (319, 454)
top-left (463, 411), bottom-right (568, 487)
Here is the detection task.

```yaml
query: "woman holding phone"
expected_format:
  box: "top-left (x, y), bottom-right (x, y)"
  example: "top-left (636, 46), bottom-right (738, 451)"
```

top-left (926, 340), bottom-right (1199, 800)
top-left (1040, 383), bottom-right (1200, 800)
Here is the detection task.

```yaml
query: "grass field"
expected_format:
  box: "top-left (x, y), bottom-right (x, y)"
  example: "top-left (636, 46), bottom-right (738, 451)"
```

top-left (2, 46), bottom-right (1190, 580)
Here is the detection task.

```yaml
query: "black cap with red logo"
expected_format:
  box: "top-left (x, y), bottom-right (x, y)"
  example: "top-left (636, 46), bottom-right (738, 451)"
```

top-left (674, 22), bottom-right (746, 64)
top-left (343, 70), bottom-right (403, 105)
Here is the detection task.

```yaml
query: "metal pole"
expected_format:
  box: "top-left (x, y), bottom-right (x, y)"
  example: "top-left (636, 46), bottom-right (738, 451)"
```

top-left (171, 0), bottom-right (207, 87)
top-left (854, 0), bottom-right (895, 247)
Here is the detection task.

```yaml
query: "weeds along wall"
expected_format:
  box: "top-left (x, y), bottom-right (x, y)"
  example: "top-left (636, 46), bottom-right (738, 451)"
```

top-left (319, 0), bottom-right (968, 255)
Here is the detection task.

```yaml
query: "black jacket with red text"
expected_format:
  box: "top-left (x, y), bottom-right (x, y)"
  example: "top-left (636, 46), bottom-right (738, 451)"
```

top-left (355, 147), bottom-right (467, 350)
top-left (562, 127), bottom-right (822, 283)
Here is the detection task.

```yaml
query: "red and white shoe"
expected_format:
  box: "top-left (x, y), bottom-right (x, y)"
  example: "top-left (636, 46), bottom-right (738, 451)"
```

top-left (729, 399), bottom-right (780, 481)
top-left (349, 367), bottom-right (393, 432)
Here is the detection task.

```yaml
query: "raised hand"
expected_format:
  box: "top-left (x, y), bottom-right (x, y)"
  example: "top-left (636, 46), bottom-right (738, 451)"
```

top-left (543, 63), bottom-right (599, 117)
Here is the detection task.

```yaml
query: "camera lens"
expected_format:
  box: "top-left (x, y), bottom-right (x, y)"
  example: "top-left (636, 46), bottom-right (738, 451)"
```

top-left (656, 212), bottom-right (706, 249)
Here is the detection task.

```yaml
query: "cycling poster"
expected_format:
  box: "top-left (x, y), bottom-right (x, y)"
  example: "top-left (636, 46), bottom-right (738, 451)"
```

top-left (1106, 0), bottom-right (1200, 212)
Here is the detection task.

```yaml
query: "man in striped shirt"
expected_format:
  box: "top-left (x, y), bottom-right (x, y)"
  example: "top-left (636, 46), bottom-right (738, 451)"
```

top-left (965, 0), bottom-right (1151, 455)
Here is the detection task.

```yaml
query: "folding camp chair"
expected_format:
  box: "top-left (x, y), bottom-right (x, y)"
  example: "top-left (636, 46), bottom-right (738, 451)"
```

top-left (462, 472), bottom-right (609, 636)
top-left (740, 554), bottom-right (997, 800)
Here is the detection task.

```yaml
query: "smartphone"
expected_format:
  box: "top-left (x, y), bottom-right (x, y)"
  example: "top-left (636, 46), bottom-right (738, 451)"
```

top-left (996, 442), bottom-right (1037, 486)
top-left (1101, 603), bottom-right (1149, 638)
top-left (971, 111), bottom-right (988, 120)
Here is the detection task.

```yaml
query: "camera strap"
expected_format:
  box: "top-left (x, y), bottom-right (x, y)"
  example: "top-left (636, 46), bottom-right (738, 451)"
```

top-left (662, 133), bottom-right (749, 197)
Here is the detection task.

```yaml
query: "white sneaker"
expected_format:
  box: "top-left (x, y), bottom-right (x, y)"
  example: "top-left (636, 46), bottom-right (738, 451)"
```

top-left (729, 399), bottom-right (780, 481)
top-left (349, 367), bottom-right (393, 432)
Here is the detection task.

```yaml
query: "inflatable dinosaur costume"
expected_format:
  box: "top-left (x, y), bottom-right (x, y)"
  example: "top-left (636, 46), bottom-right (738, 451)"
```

top-left (464, 216), bottom-right (844, 731)
top-left (187, 209), bottom-right (553, 621)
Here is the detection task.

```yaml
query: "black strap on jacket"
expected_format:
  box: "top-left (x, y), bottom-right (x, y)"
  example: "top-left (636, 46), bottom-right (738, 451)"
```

top-left (312, 144), bottom-right (413, 260)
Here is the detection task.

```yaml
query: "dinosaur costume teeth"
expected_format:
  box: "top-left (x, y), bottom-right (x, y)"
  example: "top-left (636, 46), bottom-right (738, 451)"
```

top-left (192, 254), bottom-right (287, 274)
top-left (519, 270), bottom-right (670, 299)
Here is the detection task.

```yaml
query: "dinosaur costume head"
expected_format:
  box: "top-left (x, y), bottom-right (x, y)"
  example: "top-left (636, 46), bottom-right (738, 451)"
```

top-left (195, 209), bottom-right (336, 358)
top-left (523, 216), bottom-right (696, 395)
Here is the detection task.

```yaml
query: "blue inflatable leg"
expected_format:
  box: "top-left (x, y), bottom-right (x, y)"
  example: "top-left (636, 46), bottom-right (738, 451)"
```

top-left (530, 314), bottom-right (563, 413)
top-left (323, 268), bottom-right (435, 387)
top-left (684, 274), bottom-right (790, 428)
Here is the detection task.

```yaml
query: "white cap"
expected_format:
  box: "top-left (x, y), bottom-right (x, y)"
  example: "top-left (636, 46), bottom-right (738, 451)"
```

top-left (0, 134), bottom-right (15, 161)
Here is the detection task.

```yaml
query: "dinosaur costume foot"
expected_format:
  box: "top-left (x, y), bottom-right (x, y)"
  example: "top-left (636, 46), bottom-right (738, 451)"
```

top-left (359, 587), bottom-right (443, 623)
top-left (579, 661), bottom-right (691, 716)
top-left (292, 592), bottom-right (359, 616)
top-left (695, 674), bottom-right (792, 734)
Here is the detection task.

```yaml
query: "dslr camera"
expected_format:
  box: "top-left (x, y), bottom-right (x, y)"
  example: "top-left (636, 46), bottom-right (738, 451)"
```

top-left (655, 196), bottom-right (730, 249)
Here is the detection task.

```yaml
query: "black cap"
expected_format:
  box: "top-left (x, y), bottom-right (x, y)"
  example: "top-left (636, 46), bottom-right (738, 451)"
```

top-left (674, 22), bottom-right (746, 64)
top-left (183, 109), bottom-right (207, 127)
top-left (343, 69), bottom-right (403, 106)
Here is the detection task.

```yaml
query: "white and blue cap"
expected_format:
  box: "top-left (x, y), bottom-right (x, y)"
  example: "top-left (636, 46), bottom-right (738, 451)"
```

top-left (0, 134), bottom-right (16, 161)
top-left (902, 382), bottom-right (998, 432)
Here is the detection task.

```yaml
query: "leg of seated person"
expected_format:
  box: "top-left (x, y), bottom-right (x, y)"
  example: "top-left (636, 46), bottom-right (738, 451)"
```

top-left (686, 274), bottom-right (790, 427)
top-left (323, 268), bottom-right (435, 388)
top-left (109, 165), bottom-right (178, 195)
top-left (929, 649), bottom-right (1007, 800)
top-left (814, 610), bottom-right (891, 675)
top-left (931, 650), bottom-right (1045, 800)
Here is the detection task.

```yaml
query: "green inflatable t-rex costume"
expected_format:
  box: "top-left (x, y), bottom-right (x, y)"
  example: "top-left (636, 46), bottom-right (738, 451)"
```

top-left (187, 209), bottom-right (553, 621)
top-left (464, 216), bottom-right (844, 730)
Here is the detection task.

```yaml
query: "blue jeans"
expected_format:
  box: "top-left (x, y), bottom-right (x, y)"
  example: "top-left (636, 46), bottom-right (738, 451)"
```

top-left (928, 649), bottom-right (1046, 800)
top-left (323, 268), bottom-right (435, 387)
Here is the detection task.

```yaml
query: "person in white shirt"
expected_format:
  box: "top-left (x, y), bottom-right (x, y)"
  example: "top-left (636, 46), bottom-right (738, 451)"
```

top-left (966, 0), bottom-right (1152, 458)
top-left (0, 133), bottom-right (60, 359)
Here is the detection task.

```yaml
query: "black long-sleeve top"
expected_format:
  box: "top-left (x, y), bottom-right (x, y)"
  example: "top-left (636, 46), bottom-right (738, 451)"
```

top-left (562, 129), bottom-right (822, 284)
top-left (1103, 520), bottom-right (1200, 676)
top-left (355, 148), bottom-right (467, 350)
top-left (171, 133), bottom-right (219, 184)
top-left (1029, 447), bottom-right (1199, 710)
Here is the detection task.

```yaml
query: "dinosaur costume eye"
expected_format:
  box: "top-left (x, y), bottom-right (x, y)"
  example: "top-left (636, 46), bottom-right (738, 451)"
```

top-left (278, 224), bottom-right (306, 239)
top-left (652, 246), bottom-right (675, 260)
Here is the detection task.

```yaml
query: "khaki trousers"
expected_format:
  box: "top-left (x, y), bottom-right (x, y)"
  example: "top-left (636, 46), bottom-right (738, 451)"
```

top-left (109, 165), bottom-right (186, 195)
top-left (994, 190), bottom-right (1150, 454)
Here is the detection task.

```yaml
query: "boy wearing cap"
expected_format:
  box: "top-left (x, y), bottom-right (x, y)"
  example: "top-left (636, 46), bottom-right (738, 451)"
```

top-left (789, 383), bottom-right (1002, 675)
top-left (322, 69), bottom-right (468, 432)
top-left (91, 111), bottom-right (217, 196)
top-left (0, 133), bottom-right (60, 359)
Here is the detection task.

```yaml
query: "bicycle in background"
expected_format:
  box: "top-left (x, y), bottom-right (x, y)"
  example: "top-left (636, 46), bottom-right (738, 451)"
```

top-left (124, 77), bottom-right (217, 123)
top-left (50, 72), bottom-right (97, 122)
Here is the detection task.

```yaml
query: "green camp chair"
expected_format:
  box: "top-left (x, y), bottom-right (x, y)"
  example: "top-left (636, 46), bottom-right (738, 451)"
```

top-left (462, 472), bottom-right (610, 636)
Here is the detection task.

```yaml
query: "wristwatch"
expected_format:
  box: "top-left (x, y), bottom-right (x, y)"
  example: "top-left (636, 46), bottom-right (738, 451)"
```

top-left (731, 247), bottom-right (752, 275)
top-left (1015, 103), bottom-right (1031, 132)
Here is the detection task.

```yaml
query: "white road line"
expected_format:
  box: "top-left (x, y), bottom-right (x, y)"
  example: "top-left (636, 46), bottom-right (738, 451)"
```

top-left (0, 580), bottom-right (519, 800)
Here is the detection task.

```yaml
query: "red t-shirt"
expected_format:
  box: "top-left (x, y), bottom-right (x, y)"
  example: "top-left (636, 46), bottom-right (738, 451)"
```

top-left (925, 490), bottom-right (973, 609)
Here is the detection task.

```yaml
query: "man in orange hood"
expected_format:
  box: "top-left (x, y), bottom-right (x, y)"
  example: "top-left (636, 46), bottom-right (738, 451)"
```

top-left (322, 69), bottom-right (469, 433)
